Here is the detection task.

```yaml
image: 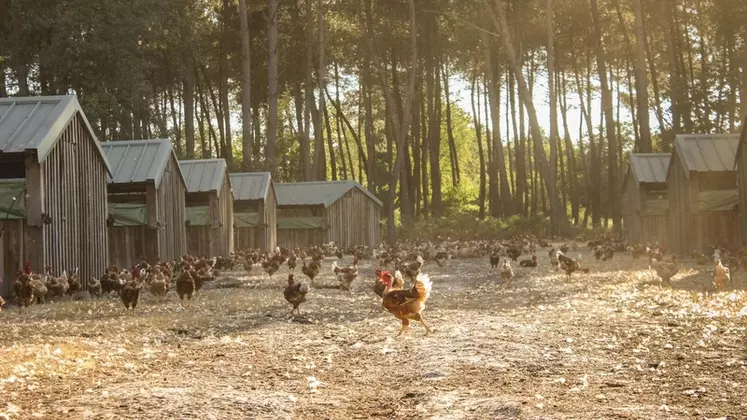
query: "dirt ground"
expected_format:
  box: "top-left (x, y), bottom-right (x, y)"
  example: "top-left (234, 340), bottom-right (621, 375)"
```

top-left (1, 247), bottom-right (746, 419)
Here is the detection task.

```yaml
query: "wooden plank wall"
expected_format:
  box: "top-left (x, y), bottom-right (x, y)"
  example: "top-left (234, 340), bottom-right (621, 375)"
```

top-left (219, 174), bottom-right (234, 256)
top-left (0, 220), bottom-right (24, 297)
top-left (40, 114), bottom-right (108, 287)
top-left (186, 225), bottom-right (214, 257)
top-left (156, 155), bottom-right (186, 261)
top-left (235, 226), bottom-right (261, 251)
top-left (693, 211), bottom-right (741, 251)
top-left (108, 226), bottom-right (146, 268)
top-left (326, 188), bottom-right (381, 248)
top-left (668, 153), bottom-right (692, 254)
top-left (277, 228), bottom-right (327, 248)
top-left (266, 187), bottom-right (277, 251)
top-left (738, 143), bottom-right (747, 244)
top-left (622, 175), bottom-right (642, 243)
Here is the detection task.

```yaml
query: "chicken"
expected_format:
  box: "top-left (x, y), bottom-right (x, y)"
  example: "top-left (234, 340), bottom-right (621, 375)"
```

top-left (506, 246), bottom-right (522, 262)
top-left (88, 277), bottom-right (102, 298)
top-left (30, 276), bottom-right (48, 304)
top-left (261, 259), bottom-right (281, 278)
top-left (650, 255), bottom-right (679, 285)
top-left (558, 253), bottom-right (589, 278)
top-left (712, 259), bottom-right (730, 291)
top-left (119, 280), bottom-right (142, 310)
top-left (66, 268), bottom-right (81, 296)
top-left (191, 268), bottom-right (215, 292)
top-left (287, 254), bottom-right (298, 271)
top-left (401, 255), bottom-right (424, 281)
top-left (46, 270), bottom-right (69, 299)
top-left (549, 248), bottom-right (560, 271)
top-left (176, 270), bottom-right (196, 304)
top-left (519, 255), bottom-right (538, 268)
top-left (374, 269), bottom-right (404, 298)
top-left (631, 245), bottom-right (648, 260)
top-left (284, 274), bottom-right (309, 315)
top-left (102, 271), bottom-right (124, 295)
top-left (380, 271), bottom-right (433, 336)
top-left (148, 270), bottom-right (168, 299)
top-left (302, 260), bottom-right (321, 285)
top-left (13, 272), bottom-right (35, 312)
top-left (692, 250), bottom-right (710, 266)
top-left (333, 257), bottom-right (359, 291)
top-left (500, 260), bottom-right (514, 281)
top-left (489, 251), bottom-right (500, 269)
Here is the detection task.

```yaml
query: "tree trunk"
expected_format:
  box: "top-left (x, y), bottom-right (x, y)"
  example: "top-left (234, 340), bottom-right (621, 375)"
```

top-left (442, 63), bottom-right (460, 186)
top-left (425, 15), bottom-right (443, 217)
top-left (471, 67), bottom-right (487, 219)
top-left (238, 0), bottom-right (254, 169)
top-left (220, 0), bottom-right (233, 164)
top-left (313, 0), bottom-right (327, 181)
top-left (302, 0), bottom-right (314, 181)
top-left (485, 0), bottom-right (570, 234)
top-left (590, 0), bottom-right (620, 230)
top-left (266, 0), bottom-right (279, 173)
top-left (546, 0), bottom-right (559, 217)
top-left (323, 99), bottom-right (337, 180)
top-left (15, 65), bottom-right (29, 96)
top-left (0, 67), bottom-right (6, 97)
top-left (633, 0), bottom-right (652, 152)
top-left (334, 63), bottom-right (348, 179)
top-left (184, 61), bottom-right (196, 159)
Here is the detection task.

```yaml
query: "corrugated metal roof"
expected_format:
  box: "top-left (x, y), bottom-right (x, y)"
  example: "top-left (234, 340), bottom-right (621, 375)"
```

top-left (179, 159), bottom-right (229, 193)
top-left (100, 139), bottom-right (185, 187)
top-left (275, 180), bottom-right (383, 207)
top-left (0, 95), bottom-right (112, 174)
top-left (674, 134), bottom-right (740, 177)
top-left (230, 172), bottom-right (272, 201)
top-left (629, 153), bottom-right (670, 184)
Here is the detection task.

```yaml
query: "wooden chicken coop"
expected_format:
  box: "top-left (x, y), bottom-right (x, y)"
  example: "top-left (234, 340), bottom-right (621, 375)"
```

top-left (622, 153), bottom-right (670, 245)
top-left (100, 139), bottom-right (187, 267)
top-left (230, 172), bottom-right (277, 252)
top-left (179, 159), bottom-right (234, 257)
top-left (275, 181), bottom-right (382, 249)
top-left (0, 95), bottom-right (111, 296)
top-left (667, 133), bottom-right (741, 254)
top-left (738, 124), bottom-right (747, 244)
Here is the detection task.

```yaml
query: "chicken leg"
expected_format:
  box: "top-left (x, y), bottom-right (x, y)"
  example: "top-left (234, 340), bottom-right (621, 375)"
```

top-left (396, 319), bottom-right (410, 336)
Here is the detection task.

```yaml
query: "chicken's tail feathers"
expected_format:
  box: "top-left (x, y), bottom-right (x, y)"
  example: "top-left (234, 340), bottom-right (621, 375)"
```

top-left (394, 270), bottom-right (404, 283)
top-left (414, 272), bottom-right (432, 302)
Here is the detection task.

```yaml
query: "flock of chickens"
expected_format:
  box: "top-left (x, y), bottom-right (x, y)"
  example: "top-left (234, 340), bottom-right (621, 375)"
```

top-left (0, 236), bottom-right (739, 335)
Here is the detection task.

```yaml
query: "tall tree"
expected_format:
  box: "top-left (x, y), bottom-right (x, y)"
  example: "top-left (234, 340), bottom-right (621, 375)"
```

top-left (633, 0), bottom-right (652, 152)
top-left (313, 0), bottom-right (327, 180)
top-left (238, 0), bottom-right (253, 169)
top-left (267, 0), bottom-right (279, 173)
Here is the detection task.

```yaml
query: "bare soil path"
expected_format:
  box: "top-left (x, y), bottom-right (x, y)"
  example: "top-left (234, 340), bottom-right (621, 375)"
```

top-left (1, 249), bottom-right (746, 419)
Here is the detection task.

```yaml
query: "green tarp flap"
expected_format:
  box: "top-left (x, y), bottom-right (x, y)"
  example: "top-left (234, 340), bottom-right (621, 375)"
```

top-left (644, 198), bottom-right (669, 216)
top-left (108, 203), bottom-right (147, 227)
top-left (277, 216), bottom-right (326, 230)
top-left (0, 181), bottom-right (27, 220)
top-left (699, 190), bottom-right (738, 212)
top-left (235, 212), bottom-right (260, 228)
top-left (186, 205), bottom-right (211, 226)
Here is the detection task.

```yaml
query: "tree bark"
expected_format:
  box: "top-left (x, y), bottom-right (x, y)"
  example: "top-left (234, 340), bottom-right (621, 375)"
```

top-left (220, 0), bottom-right (233, 164)
top-left (442, 62), bottom-right (460, 186)
top-left (302, 0), bottom-right (314, 181)
top-left (471, 66), bottom-right (487, 219)
top-left (590, 0), bottom-right (619, 230)
top-left (313, 0), bottom-right (327, 181)
top-left (266, 0), bottom-right (279, 173)
top-left (333, 63), bottom-right (348, 179)
top-left (238, 0), bottom-right (254, 169)
top-left (546, 0), bottom-right (559, 214)
top-left (633, 0), bottom-right (652, 152)
top-left (485, 0), bottom-right (570, 233)
top-left (184, 58), bottom-right (196, 159)
top-left (323, 98), bottom-right (337, 180)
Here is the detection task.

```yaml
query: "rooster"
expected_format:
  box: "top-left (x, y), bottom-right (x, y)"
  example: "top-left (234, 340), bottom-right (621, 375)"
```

top-left (284, 274), bottom-right (309, 315)
top-left (500, 260), bottom-right (514, 281)
top-left (650, 255), bottom-right (679, 285)
top-left (380, 271), bottom-right (433, 336)
top-left (712, 259), bottom-right (730, 291)
top-left (558, 253), bottom-right (589, 278)
top-left (333, 257), bottom-right (359, 291)
top-left (374, 269), bottom-right (404, 298)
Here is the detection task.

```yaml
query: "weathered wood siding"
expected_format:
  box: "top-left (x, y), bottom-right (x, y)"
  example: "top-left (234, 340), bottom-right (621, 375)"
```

top-left (693, 211), bottom-right (741, 251)
top-left (185, 173), bottom-right (232, 257)
top-left (33, 114), bottom-right (108, 288)
top-left (326, 188), bottom-right (380, 248)
top-left (156, 155), bottom-right (187, 261)
top-left (668, 152), bottom-right (692, 254)
top-left (108, 226), bottom-right (146, 268)
top-left (266, 186), bottom-right (277, 251)
top-left (234, 187), bottom-right (278, 252)
top-left (0, 220), bottom-right (24, 297)
top-left (277, 227), bottom-right (327, 248)
top-left (622, 174), bottom-right (642, 243)
top-left (739, 136), bottom-right (747, 244)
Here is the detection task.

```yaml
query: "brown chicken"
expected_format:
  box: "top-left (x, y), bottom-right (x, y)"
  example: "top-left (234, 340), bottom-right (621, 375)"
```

top-left (261, 259), bottom-right (280, 278)
top-left (13, 272), bottom-right (35, 312)
top-left (381, 271), bottom-right (433, 336)
top-left (148, 270), bottom-right (168, 300)
top-left (119, 280), bottom-right (142, 311)
top-left (489, 251), bottom-right (500, 269)
top-left (302, 260), bottom-right (321, 285)
top-left (558, 253), bottom-right (589, 278)
top-left (284, 274), bottom-right (309, 315)
top-left (176, 270), bottom-right (196, 304)
top-left (651, 255), bottom-right (679, 285)
top-left (374, 269), bottom-right (404, 297)
top-left (88, 277), bottom-right (102, 298)
top-left (712, 259), bottom-right (730, 291)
